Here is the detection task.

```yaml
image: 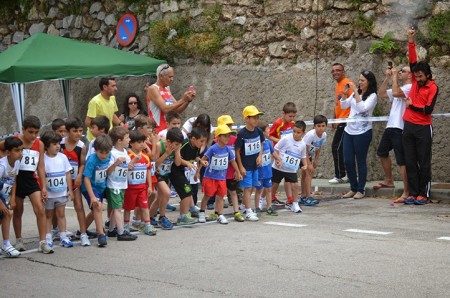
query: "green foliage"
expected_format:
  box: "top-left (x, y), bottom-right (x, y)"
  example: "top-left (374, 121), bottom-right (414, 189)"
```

top-left (353, 12), bottom-right (374, 32)
top-left (369, 32), bottom-right (399, 55)
top-left (0, 0), bottom-right (33, 24)
top-left (429, 11), bottom-right (450, 47)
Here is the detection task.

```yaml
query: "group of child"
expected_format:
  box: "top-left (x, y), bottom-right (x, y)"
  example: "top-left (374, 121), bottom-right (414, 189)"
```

top-left (0, 101), bottom-right (328, 257)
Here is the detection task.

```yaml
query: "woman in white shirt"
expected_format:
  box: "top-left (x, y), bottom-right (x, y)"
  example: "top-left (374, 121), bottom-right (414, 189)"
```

top-left (340, 70), bottom-right (378, 199)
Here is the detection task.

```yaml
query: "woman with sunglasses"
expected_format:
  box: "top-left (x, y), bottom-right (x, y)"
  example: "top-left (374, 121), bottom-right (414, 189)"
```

top-left (119, 93), bottom-right (148, 130)
top-left (340, 70), bottom-right (378, 199)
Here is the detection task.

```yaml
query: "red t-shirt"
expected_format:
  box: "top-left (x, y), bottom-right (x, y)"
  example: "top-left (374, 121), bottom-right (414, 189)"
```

top-left (269, 118), bottom-right (294, 146)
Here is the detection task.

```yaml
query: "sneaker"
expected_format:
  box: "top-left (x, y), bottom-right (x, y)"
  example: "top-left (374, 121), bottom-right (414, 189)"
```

top-left (234, 212), bottom-right (245, 222)
top-left (271, 197), bottom-right (284, 206)
top-left (170, 191), bottom-right (177, 198)
top-left (150, 217), bottom-right (161, 228)
top-left (207, 213), bottom-right (218, 222)
top-left (189, 205), bottom-right (200, 217)
top-left (117, 231), bottom-right (138, 241)
top-left (329, 176), bottom-right (349, 184)
top-left (258, 196), bottom-right (265, 210)
top-left (2, 246), bottom-right (21, 258)
top-left (223, 197), bottom-right (229, 208)
top-left (105, 220), bottom-right (110, 228)
top-left (207, 203), bottom-right (215, 210)
top-left (60, 238), bottom-right (74, 248)
top-left (342, 191), bottom-right (356, 198)
top-left (52, 228), bottom-right (60, 241)
top-left (217, 215), bottom-right (229, 224)
top-left (97, 234), bottom-right (107, 247)
top-left (47, 241), bottom-right (54, 248)
top-left (65, 230), bottom-right (74, 239)
top-left (158, 217), bottom-right (174, 230)
top-left (299, 196), bottom-right (319, 206)
top-left (285, 201), bottom-right (293, 209)
top-left (238, 203), bottom-right (246, 211)
top-left (245, 211), bottom-right (259, 221)
top-left (414, 195), bottom-right (429, 205)
top-left (290, 202), bottom-right (302, 213)
top-left (38, 240), bottom-right (54, 254)
top-left (76, 230), bottom-right (98, 239)
top-left (353, 192), bottom-right (365, 199)
top-left (255, 207), bottom-right (262, 217)
top-left (15, 238), bottom-right (26, 252)
top-left (144, 225), bottom-right (157, 236)
top-left (166, 204), bottom-right (177, 211)
top-left (266, 207), bottom-right (278, 216)
top-left (198, 212), bottom-right (206, 223)
top-left (80, 234), bottom-right (91, 246)
top-left (107, 228), bottom-right (118, 237)
top-left (404, 196), bottom-right (416, 205)
top-left (177, 214), bottom-right (198, 225)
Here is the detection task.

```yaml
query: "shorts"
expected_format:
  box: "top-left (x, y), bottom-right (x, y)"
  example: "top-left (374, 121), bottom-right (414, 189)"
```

top-left (44, 196), bottom-right (68, 210)
top-left (377, 128), bottom-right (405, 165)
top-left (15, 173), bottom-right (40, 198)
top-left (82, 189), bottom-right (104, 209)
top-left (0, 196), bottom-right (8, 220)
top-left (239, 169), bottom-right (259, 188)
top-left (255, 178), bottom-right (272, 190)
top-left (169, 173), bottom-right (192, 200)
top-left (272, 167), bottom-right (298, 184)
top-left (105, 188), bottom-right (125, 209)
top-left (157, 175), bottom-right (170, 184)
top-left (124, 188), bottom-right (148, 210)
top-left (202, 177), bottom-right (227, 197)
top-left (226, 179), bottom-right (238, 191)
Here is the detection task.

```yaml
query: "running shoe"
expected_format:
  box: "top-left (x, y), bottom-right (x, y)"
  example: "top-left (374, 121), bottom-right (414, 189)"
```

top-left (266, 207), bottom-right (278, 216)
top-left (207, 213), bottom-right (218, 222)
top-left (60, 238), bottom-right (74, 248)
top-left (80, 234), bottom-right (91, 246)
top-left (198, 212), bottom-right (206, 223)
top-left (217, 215), bottom-right (229, 224)
top-left (291, 202), bottom-right (302, 213)
top-left (2, 246), bottom-right (21, 258)
top-left (158, 217), bottom-right (174, 230)
top-left (166, 204), bottom-right (177, 211)
top-left (207, 203), bottom-right (215, 210)
top-left (404, 196), bottom-right (416, 205)
top-left (14, 238), bottom-right (26, 252)
top-left (328, 176), bottom-right (349, 184)
top-left (234, 212), bottom-right (245, 222)
top-left (117, 231), bottom-right (138, 241)
top-left (144, 224), bottom-right (157, 236)
top-left (177, 214), bottom-right (198, 225)
top-left (245, 211), bottom-right (259, 221)
top-left (299, 196), bottom-right (318, 206)
top-left (38, 240), bottom-right (54, 254)
top-left (414, 195), bottom-right (429, 205)
top-left (170, 191), bottom-right (178, 198)
top-left (150, 217), bottom-right (161, 228)
top-left (271, 197), bottom-right (284, 206)
top-left (97, 234), bottom-right (107, 247)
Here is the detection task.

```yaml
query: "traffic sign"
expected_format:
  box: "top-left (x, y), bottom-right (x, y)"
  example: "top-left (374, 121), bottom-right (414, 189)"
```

top-left (116, 13), bottom-right (138, 47)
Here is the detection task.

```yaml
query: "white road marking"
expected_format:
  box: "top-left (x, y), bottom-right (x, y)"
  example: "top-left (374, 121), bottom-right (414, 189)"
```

top-left (264, 222), bottom-right (307, 228)
top-left (437, 237), bottom-right (450, 241)
top-left (344, 229), bottom-right (392, 235)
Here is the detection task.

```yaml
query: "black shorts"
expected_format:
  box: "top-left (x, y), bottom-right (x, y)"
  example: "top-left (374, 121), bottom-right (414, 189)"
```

top-left (15, 171), bottom-right (41, 198)
top-left (377, 128), bottom-right (405, 165)
top-left (271, 167), bottom-right (298, 183)
top-left (226, 179), bottom-right (238, 191)
top-left (156, 175), bottom-right (170, 184)
top-left (169, 172), bottom-right (192, 200)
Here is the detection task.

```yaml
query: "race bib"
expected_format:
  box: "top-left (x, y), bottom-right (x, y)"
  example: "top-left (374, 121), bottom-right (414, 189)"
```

top-left (0, 182), bottom-right (13, 201)
top-left (280, 128), bottom-right (293, 138)
top-left (282, 151), bottom-right (301, 171)
top-left (94, 167), bottom-right (107, 184)
top-left (157, 159), bottom-right (173, 176)
top-left (69, 160), bottom-right (78, 181)
top-left (210, 155), bottom-right (228, 171)
top-left (46, 171), bottom-right (67, 193)
top-left (111, 164), bottom-right (128, 183)
top-left (150, 161), bottom-right (156, 176)
top-left (184, 162), bottom-right (198, 184)
top-left (20, 149), bottom-right (39, 171)
top-left (262, 151), bottom-right (271, 166)
top-left (128, 165), bottom-right (147, 185)
top-left (244, 137), bottom-right (261, 156)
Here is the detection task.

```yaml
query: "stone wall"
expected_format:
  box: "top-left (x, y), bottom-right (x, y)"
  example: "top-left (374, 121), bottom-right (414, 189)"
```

top-left (0, 0), bottom-right (449, 182)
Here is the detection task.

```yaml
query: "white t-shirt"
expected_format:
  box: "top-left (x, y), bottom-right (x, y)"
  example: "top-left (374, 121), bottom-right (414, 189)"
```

top-left (386, 84), bottom-right (411, 130)
top-left (272, 134), bottom-right (306, 173)
top-left (86, 140), bottom-right (96, 160)
top-left (44, 152), bottom-right (72, 198)
top-left (0, 156), bottom-right (20, 201)
top-left (341, 92), bottom-right (377, 135)
top-left (107, 147), bottom-right (131, 190)
top-left (302, 129), bottom-right (327, 156)
top-left (158, 128), bottom-right (188, 140)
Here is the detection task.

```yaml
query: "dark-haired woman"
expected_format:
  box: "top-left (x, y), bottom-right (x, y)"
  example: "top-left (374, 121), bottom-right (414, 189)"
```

top-left (119, 93), bottom-right (147, 130)
top-left (340, 70), bottom-right (378, 199)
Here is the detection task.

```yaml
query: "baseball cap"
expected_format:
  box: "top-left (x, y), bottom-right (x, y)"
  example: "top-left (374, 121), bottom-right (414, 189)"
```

top-left (214, 124), bottom-right (232, 137)
top-left (243, 105), bottom-right (264, 118)
top-left (217, 115), bottom-right (234, 126)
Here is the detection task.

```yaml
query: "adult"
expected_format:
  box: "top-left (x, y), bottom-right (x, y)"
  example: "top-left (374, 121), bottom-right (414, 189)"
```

top-left (402, 29), bottom-right (439, 205)
top-left (85, 78), bottom-right (122, 141)
top-left (119, 93), bottom-right (148, 130)
top-left (374, 65), bottom-right (412, 203)
top-left (340, 70), bottom-right (378, 199)
top-left (147, 64), bottom-right (196, 133)
top-left (329, 63), bottom-right (353, 184)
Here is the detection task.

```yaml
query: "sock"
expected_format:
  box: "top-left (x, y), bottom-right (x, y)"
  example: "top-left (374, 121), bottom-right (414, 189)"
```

top-left (60, 232), bottom-right (66, 240)
top-left (3, 240), bottom-right (11, 248)
top-left (246, 208), bottom-right (252, 214)
top-left (46, 233), bottom-right (52, 242)
top-left (124, 222), bottom-right (130, 230)
top-left (117, 227), bottom-right (124, 235)
top-left (134, 220), bottom-right (142, 226)
top-left (287, 196), bottom-right (293, 203)
top-left (145, 222), bottom-right (151, 229)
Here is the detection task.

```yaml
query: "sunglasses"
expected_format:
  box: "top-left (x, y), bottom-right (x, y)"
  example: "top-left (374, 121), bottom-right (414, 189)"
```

top-left (158, 64), bottom-right (171, 76)
top-left (128, 102), bottom-right (138, 105)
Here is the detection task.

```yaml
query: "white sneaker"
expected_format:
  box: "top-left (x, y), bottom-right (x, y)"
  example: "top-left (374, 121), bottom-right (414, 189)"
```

top-left (223, 197), bottom-right (229, 208)
top-left (239, 203), bottom-right (246, 211)
top-left (198, 212), bottom-right (206, 223)
top-left (38, 240), bottom-right (54, 254)
top-left (328, 176), bottom-right (349, 184)
top-left (191, 205), bottom-right (200, 213)
top-left (2, 246), bottom-right (21, 258)
top-left (291, 202), bottom-right (302, 213)
top-left (245, 211), bottom-right (259, 221)
top-left (15, 238), bottom-right (26, 252)
top-left (80, 234), bottom-right (91, 246)
top-left (217, 215), bottom-right (229, 224)
top-left (258, 196), bottom-right (265, 210)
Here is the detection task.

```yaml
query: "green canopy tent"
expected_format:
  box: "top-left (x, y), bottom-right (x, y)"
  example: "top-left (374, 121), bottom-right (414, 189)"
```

top-left (0, 32), bottom-right (165, 132)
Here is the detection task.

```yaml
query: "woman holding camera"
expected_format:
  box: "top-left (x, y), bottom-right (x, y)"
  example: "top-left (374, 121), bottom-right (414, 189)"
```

top-left (340, 70), bottom-right (378, 199)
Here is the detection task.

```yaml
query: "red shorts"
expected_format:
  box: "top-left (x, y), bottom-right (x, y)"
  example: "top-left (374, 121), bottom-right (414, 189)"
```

top-left (151, 174), bottom-right (157, 190)
top-left (124, 188), bottom-right (148, 210)
top-left (202, 177), bottom-right (227, 197)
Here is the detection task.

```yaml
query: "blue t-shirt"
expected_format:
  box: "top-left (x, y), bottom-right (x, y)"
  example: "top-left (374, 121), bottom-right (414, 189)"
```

top-left (259, 140), bottom-right (274, 179)
top-left (204, 144), bottom-right (235, 181)
top-left (235, 127), bottom-right (265, 171)
top-left (81, 152), bottom-right (111, 195)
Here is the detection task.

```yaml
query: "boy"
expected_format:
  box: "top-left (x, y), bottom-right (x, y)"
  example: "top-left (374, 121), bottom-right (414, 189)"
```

top-left (0, 116), bottom-right (51, 253)
top-left (268, 102), bottom-right (297, 206)
top-left (81, 134), bottom-right (112, 247)
top-left (124, 130), bottom-right (156, 236)
top-left (40, 131), bottom-right (74, 249)
top-left (197, 125), bottom-right (242, 224)
top-left (271, 121), bottom-right (308, 213)
top-left (105, 126), bottom-right (137, 241)
top-left (0, 137), bottom-right (23, 257)
top-left (300, 115), bottom-right (328, 206)
top-left (158, 111), bottom-right (187, 140)
top-left (149, 127), bottom-right (184, 229)
top-left (255, 121), bottom-right (277, 216)
top-left (235, 105), bottom-right (265, 221)
top-left (86, 115), bottom-right (110, 159)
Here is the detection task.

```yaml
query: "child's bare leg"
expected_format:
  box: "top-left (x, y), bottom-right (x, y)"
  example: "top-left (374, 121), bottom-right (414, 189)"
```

top-left (265, 187), bottom-right (273, 208)
top-left (215, 196), bottom-right (224, 214)
top-left (29, 192), bottom-right (46, 241)
top-left (229, 190), bottom-right (239, 212)
top-left (12, 197), bottom-right (24, 239)
top-left (92, 203), bottom-right (104, 234)
top-left (73, 188), bottom-right (87, 233)
top-left (243, 188), bottom-right (252, 209)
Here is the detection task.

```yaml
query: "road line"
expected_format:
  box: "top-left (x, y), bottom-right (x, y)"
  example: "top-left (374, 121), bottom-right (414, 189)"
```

top-left (264, 222), bottom-right (307, 228)
top-left (437, 237), bottom-right (450, 241)
top-left (344, 229), bottom-right (392, 235)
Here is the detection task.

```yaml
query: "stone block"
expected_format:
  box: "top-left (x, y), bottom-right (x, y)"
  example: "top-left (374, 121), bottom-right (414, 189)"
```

top-left (83, 15), bottom-right (94, 28)
top-left (264, 0), bottom-right (292, 15)
top-left (90, 2), bottom-right (103, 15)
top-left (160, 1), bottom-right (179, 13)
top-left (97, 11), bottom-right (106, 21)
top-left (3, 34), bottom-right (11, 45)
top-left (70, 28), bottom-right (81, 38)
top-left (92, 19), bottom-right (101, 31)
top-left (55, 19), bottom-right (63, 29)
top-left (105, 14), bottom-right (117, 26)
top-left (0, 25), bottom-right (9, 35)
top-left (63, 15), bottom-right (75, 29)
top-left (433, 2), bottom-right (450, 15)
top-left (27, 6), bottom-right (40, 21)
top-left (74, 16), bottom-right (83, 29)
top-left (333, 0), bottom-right (352, 9)
top-left (12, 31), bottom-right (24, 43)
top-left (301, 26), bottom-right (316, 39)
top-left (372, 16), bottom-right (409, 41)
top-left (104, 0), bottom-right (115, 13)
top-left (232, 16), bottom-right (247, 26)
top-left (29, 22), bottom-right (46, 35)
top-left (94, 30), bottom-right (103, 39)
top-left (47, 7), bottom-right (59, 19)
top-left (190, 8), bottom-right (204, 18)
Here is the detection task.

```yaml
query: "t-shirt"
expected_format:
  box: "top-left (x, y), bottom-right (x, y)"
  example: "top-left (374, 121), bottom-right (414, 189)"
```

top-left (334, 78), bottom-right (353, 120)
top-left (81, 152), bottom-right (111, 195)
top-left (203, 144), bottom-right (235, 181)
top-left (302, 129), bottom-right (327, 157)
top-left (259, 139), bottom-right (274, 180)
top-left (235, 127), bottom-right (265, 171)
top-left (156, 140), bottom-right (175, 177)
top-left (107, 148), bottom-right (131, 190)
top-left (272, 134), bottom-right (306, 173)
top-left (127, 151), bottom-right (151, 190)
top-left (60, 138), bottom-right (84, 183)
top-left (171, 139), bottom-right (201, 178)
top-left (44, 152), bottom-right (72, 199)
top-left (386, 84), bottom-right (411, 130)
top-left (148, 84), bottom-right (175, 133)
top-left (86, 140), bottom-right (96, 160)
top-left (213, 135), bottom-right (237, 180)
top-left (86, 93), bottom-right (118, 141)
top-left (341, 93), bottom-right (377, 135)
top-left (17, 137), bottom-right (41, 184)
top-left (0, 156), bottom-right (20, 202)
top-left (158, 128), bottom-right (188, 140)
top-left (269, 118), bottom-right (294, 145)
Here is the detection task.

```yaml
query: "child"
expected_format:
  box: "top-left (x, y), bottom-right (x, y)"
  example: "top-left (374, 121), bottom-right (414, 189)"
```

top-left (300, 115), bottom-right (328, 206)
top-left (51, 118), bottom-right (67, 139)
top-left (105, 126), bottom-right (137, 241)
top-left (197, 125), bottom-right (242, 224)
top-left (235, 105), bottom-right (265, 221)
top-left (86, 115), bottom-right (110, 159)
top-left (40, 131), bottom-right (74, 249)
top-left (255, 121), bottom-right (277, 216)
top-left (268, 102), bottom-right (297, 206)
top-left (271, 120), bottom-right (308, 213)
top-left (60, 116), bottom-right (91, 246)
top-left (0, 137), bottom-right (23, 257)
top-left (124, 130), bottom-right (156, 236)
top-left (0, 116), bottom-right (51, 253)
top-left (158, 111), bottom-right (187, 140)
top-left (149, 127), bottom-right (184, 229)
top-left (81, 134), bottom-right (112, 247)
top-left (170, 127), bottom-right (208, 225)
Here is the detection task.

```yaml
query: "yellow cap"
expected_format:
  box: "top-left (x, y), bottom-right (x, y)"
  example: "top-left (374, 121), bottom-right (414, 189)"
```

top-left (243, 105), bottom-right (264, 118)
top-left (214, 124), bottom-right (232, 137)
top-left (217, 115), bottom-right (234, 126)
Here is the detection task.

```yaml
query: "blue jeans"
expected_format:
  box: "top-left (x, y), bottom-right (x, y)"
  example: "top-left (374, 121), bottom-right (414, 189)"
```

top-left (343, 130), bottom-right (372, 193)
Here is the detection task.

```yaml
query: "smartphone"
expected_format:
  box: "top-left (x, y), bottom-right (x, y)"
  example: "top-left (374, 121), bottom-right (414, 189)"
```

top-left (189, 85), bottom-right (195, 92)
top-left (388, 61), bottom-right (393, 69)
top-left (411, 21), bottom-right (418, 30)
